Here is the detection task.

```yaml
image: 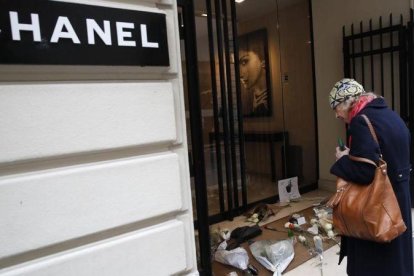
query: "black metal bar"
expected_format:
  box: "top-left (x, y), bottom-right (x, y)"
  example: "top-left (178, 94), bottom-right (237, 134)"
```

top-left (205, 0), bottom-right (225, 215)
top-left (351, 24), bottom-right (356, 78)
top-left (308, 0), bottom-right (320, 186)
top-left (412, 7), bottom-right (413, 22)
top-left (390, 14), bottom-right (395, 109)
top-left (409, 9), bottom-right (414, 208)
top-left (409, 10), bottom-right (414, 129)
top-left (348, 46), bottom-right (400, 58)
top-left (178, 1), bottom-right (211, 275)
top-left (229, 0), bottom-right (248, 207)
top-left (360, 21), bottom-right (365, 86)
top-left (178, 12), bottom-right (184, 39)
top-left (214, 0), bottom-right (234, 217)
top-left (409, 9), bottom-right (414, 123)
top-left (282, 134), bottom-right (290, 178)
top-left (399, 17), bottom-right (408, 120)
top-left (343, 26), bottom-right (351, 77)
top-left (380, 16), bottom-right (384, 96)
top-left (221, 0), bottom-right (239, 210)
top-left (370, 19), bottom-right (374, 90)
top-left (344, 25), bottom-right (402, 40)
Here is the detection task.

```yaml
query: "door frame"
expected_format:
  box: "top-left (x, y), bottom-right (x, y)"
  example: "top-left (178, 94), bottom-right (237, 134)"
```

top-left (177, 0), bottom-right (211, 275)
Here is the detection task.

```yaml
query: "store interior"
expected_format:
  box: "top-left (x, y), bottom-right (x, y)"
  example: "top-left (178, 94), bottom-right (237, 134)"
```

top-left (179, 0), bottom-right (322, 273)
top-left (182, 0), bottom-right (317, 219)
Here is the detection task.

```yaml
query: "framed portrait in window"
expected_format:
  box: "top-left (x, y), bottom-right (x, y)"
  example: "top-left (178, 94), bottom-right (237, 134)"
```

top-left (238, 28), bottom-right (272, 117)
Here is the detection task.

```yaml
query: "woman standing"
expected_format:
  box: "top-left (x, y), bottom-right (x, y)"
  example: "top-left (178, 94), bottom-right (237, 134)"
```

top-left (329, 78), bottom-right (413, 276)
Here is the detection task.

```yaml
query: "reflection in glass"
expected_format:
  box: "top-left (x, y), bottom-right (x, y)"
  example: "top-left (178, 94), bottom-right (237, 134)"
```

top-left (239, 29), bottom-right (272, 117)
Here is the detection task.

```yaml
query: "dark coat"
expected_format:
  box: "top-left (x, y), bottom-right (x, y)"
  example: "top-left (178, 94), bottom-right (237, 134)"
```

top-left (330, 98), bottom-right (413, 276)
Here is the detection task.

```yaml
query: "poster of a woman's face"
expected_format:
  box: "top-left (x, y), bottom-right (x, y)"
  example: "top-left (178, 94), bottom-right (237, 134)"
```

top-left (238, 29), bottom-right (272, 117)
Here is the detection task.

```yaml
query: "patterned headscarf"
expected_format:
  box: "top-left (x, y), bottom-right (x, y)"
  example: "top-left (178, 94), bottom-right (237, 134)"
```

top-left (329, 78), bottom-right (365, 109)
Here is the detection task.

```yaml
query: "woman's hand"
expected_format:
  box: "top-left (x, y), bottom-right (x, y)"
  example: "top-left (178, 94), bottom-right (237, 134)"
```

top-left (335, 146), bottom-right (349, 160)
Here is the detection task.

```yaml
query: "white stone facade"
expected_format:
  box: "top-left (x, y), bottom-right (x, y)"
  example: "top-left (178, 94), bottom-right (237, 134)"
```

top-left (0, 1), bottom-right (197, 275)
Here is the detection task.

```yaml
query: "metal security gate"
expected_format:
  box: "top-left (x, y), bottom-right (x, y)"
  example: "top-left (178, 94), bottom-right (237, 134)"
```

top-left (178, 0), bottom-right (247, 274)
top-left (408, 13), bottom-right (414, 203)
top-left (343, 10), bottom-right (414, 206)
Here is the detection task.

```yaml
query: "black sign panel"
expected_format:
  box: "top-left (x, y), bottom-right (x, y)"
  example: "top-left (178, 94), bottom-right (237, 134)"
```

top-left (0, 0), bottom-right (169, 66)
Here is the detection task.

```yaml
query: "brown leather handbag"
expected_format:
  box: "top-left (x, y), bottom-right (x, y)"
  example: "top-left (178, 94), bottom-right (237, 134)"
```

top-left (327, 114), bottom-right (407, 242)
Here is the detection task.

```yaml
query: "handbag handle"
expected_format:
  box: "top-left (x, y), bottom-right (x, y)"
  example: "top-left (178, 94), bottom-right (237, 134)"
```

top-left (349, 155), bottom-right (377, 167)
top-left (348, 114), bottom-right (382, 167)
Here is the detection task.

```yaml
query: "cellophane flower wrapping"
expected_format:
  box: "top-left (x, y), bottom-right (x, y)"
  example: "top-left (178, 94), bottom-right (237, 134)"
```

top-left (249, 240), bottom-right (294, 275)
top-left (214, 241), bottom-right (249, 271)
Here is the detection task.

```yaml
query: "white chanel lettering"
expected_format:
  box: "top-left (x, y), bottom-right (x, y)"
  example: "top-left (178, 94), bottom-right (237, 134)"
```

top-left (9, 11), bottom-right (41, 41)
top-left (116, 22), bottom-right (136, 47)
top-left (50, 16), bottom-right (80, 44)
top-left (86, 19), bottom-right (112, 45)
top-left (8, 12), bottom-right (161, 48)
top-left (140, 24), bottom-right (159, 48)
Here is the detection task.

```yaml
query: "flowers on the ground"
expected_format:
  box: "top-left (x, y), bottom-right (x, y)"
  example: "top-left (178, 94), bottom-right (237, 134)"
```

top-left (310, 218), bottom-right (318, 225)
top-left (297, 234), bottom-right (311, 249)
top-left (324, 223), bottom-right (333, 231)
top-left (284, 222), bottom-right (300, 230)
top-left (247, 213), bottom-right (260, 223)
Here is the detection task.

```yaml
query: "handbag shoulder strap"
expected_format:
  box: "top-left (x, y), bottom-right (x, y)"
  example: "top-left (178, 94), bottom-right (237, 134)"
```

top-left (360, 114), bottom-right (380, 146)
top-left (348, 114), bottom-right (382, 167)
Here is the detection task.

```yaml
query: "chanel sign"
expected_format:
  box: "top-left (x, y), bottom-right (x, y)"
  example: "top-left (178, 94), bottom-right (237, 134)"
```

top-left (0, 0), bottom-right (169, 66)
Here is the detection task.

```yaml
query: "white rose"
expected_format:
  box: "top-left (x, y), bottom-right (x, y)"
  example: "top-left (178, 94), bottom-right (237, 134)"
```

top-left (327, 230), bottom-right (335, 238)
top-left (324, 223), bottom-right (333, 231)
top-left (310, 218), bottom-right (318, 225)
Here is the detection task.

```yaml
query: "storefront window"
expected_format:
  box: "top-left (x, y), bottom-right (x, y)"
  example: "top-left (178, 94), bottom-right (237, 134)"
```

top-left (183, 0), bottom-right (317, 220)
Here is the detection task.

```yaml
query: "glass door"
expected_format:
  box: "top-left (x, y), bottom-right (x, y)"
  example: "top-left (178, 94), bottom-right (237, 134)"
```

top-left (184, 0), bottom-right (319, 223)
top-left (179, 0), bottom-right (318, 273)
top-left (235, 0), bottom-right (318, 204)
